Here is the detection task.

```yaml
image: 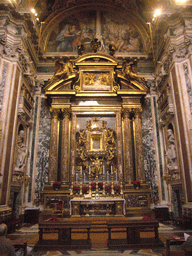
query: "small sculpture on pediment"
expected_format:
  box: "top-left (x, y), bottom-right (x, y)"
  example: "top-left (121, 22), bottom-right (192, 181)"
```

top-left (122, 59), bottom-right (145, 84)
top-left (48, 59), bottom-right (73, 85)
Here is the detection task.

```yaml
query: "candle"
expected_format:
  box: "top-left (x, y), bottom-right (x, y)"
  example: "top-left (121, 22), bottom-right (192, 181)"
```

top-left (80, 166), bottom-right (82, 176)
top-left (103, 165), bottom-right (105, 175)
top-left (89, 166), bottom-right (90, 174)
top-left (111, 165), bottom-right (113, 174)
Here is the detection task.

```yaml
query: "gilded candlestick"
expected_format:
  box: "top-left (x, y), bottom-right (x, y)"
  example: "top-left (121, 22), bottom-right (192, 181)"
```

top-left (111, 174), bottom-right (114, 195)
top-left (80, 174), bottom-right (83, 196)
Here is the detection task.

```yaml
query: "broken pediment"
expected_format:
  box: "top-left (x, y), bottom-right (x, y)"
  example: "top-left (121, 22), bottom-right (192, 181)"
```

top-left (44, 53), bottom-right (147, 98)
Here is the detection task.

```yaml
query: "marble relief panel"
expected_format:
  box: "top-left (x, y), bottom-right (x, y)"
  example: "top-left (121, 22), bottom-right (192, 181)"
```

top-left (142, 97), bottom-right (159, 202)
top-left (35, 98), bottom-right (51, 198)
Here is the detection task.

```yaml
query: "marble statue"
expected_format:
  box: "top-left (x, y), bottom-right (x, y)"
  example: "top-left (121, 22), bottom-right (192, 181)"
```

top-left (15, 130), bottom-right (28, 170)
top-left (167, 129), bottom-right (178, 169)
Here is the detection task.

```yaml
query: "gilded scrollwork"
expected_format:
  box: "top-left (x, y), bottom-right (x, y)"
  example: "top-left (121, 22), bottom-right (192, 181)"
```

top-left (61, 108), bottom-right (71, 119)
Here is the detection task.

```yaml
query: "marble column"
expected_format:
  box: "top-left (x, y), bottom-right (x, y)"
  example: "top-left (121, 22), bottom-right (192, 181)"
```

top-left (133, 108), bottom-right (145, 183)
top-left (122, 108), bottom-right (133, 184)
top-left (71, 113), bottom-right (76, 176)
top-left (116, 112), bottom-right (123, 178)
top-left (61, 108), bottom-right (71, 183)
top-left (48, 108), bottom-right (60, 183)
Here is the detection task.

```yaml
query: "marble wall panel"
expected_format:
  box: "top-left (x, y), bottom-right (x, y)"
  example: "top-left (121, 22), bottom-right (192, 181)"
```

top-left (0, 62), bottom-right (8, 106)
top-left (183, 63), bottom-right (192, 114)
top-left (35, 98), bottom-right (51, 198)
top-left (142, 97), bottom-right (159, 202)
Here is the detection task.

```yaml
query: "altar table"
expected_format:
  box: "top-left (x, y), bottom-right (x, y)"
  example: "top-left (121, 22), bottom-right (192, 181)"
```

top-left (70, 198), bottom-right (125, 216)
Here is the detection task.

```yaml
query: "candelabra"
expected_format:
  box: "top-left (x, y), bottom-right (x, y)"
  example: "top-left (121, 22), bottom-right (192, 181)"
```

top-left (120, 174), bottom-right (123, 196)
top-left (80, 174), bottom-right (83, 196)
top-left (111, 174), bottom-right (114, 196)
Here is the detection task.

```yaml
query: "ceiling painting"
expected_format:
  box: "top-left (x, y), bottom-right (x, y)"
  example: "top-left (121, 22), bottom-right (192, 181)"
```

top-left (46, 11), bottom-right (96, 53)
top-left (45, 10), bottom-right (145, 56)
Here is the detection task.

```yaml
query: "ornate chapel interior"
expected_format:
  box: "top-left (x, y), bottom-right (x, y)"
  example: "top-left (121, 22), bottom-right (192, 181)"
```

top-left (0, 0), bottom-right (192, 225)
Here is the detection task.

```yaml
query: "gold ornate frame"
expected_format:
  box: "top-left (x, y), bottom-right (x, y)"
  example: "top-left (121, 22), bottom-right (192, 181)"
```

top-left (90, 133), bottom-right (103, 151)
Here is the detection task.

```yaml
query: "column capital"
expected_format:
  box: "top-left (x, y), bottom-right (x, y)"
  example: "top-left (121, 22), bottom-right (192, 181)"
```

top-left (50, 108), bottom-right (60, 119)
top-left (133, 108), bottom-right (142, 118)
top-left (122, 108), bottom-right (132, 119)
top-left (61, 108), bottom-right (71, 119)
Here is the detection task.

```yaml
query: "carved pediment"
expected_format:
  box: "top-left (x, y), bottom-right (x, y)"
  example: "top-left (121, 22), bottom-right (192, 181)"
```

top-left (44, 53), bottom-right (147, 99)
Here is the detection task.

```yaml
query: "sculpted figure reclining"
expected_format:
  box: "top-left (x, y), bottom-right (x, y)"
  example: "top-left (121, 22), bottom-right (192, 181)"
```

top-left (122, 59), bottom-right (145, 85)
top-left (48, 59), bottom-right (74, 85)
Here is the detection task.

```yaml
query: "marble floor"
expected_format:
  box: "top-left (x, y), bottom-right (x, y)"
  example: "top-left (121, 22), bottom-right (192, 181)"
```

top-left (7, 221), bottom-right (192, 256)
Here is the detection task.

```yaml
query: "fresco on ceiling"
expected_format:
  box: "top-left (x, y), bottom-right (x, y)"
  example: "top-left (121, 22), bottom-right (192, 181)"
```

top-left (46, 11), bottom-right (144, 54)
top-left (46, 11), bottom-right (96, 53)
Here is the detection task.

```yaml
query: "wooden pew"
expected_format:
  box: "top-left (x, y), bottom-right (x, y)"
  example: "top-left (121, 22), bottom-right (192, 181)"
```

top-left (106, 219), bottom-right (164, 249)
top-left (35, 214), bottom-right (91, 250)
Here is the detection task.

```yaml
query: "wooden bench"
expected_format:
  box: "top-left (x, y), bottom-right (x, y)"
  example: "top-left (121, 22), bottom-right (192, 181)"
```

top-left (35, 215), bottom-right (91, 250)
top-left (161, 238), bottom-right (185, 256)
top-left (106, 219), bottom-right (164, 249)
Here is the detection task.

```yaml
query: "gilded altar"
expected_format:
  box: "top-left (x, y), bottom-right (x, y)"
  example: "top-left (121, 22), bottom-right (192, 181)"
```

top-left (42, 52), bottom-right (152, 217)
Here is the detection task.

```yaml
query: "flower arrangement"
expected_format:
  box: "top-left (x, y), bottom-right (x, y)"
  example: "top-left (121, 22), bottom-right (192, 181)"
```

top-left (53, 181), bottom-right (61, 190)
top-left (142, 216), bottom-right (151, 220)
top-left (133, 180), bottom-right (141, 185)
top-left (133, 180), bottom-right (140, 189)
top-left (73, 186), bottom-right (80, 191)
top-left (82, 187), bottom-right (88, 194)
top-left (105, 186), bottom-right (111, 193)
top-left (53, 181), bottom-right (61, 186)
top-left (98, 182), bottom-right (103, 188)
top-left (114, 186), bottom-right (120, 192)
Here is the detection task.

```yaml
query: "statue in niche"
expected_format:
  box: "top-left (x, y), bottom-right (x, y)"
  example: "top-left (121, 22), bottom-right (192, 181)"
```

top-left (167, 129), bottom-right (178, 170)
top-left (15, 130), bottom-right (28, 170)
top-left (48, 59), bottom-right (73, 85)
top-left (122, 59), bottom-right (145, 85)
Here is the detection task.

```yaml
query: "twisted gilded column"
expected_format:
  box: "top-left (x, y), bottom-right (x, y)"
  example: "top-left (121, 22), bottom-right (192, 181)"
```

top-left (133, 108), bottom-right (145, 183)
top-left (61, 108), bottom-right (71, 183)
top-left (122, 108), bottom-right (133, 184)
top-left (49, 108), bottom-right (60, 183)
